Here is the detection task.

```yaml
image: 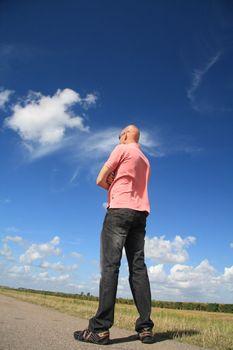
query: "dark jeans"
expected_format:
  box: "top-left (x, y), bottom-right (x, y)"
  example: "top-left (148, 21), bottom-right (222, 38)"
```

top-left (88, 208), bottom-right (154, 332)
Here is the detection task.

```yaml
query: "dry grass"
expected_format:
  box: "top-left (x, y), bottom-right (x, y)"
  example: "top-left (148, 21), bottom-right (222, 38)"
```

top-left (1, 288), bottom-right (233, 350)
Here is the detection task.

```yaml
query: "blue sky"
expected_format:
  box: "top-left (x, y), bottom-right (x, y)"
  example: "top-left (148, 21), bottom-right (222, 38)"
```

top-left (0, 0), bottom-right (233, 303)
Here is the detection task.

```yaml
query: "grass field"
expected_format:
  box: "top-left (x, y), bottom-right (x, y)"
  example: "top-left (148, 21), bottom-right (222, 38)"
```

top-left (0, 287), bottom-right (232, 350)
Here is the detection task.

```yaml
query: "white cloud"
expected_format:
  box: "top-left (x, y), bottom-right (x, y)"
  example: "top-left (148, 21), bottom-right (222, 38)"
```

top-left (5, 88), bottom-right (96, 159)
top-left (34, 272), bottom-right (70, 283)
top-left (0, 234), bottom-right (82, 292)
top-left (69, 168), bottom-right (80, 185)
top-left (4, 226), bottom-right (20, 233)
top-left (187, 52), bottom-right (222, 110)
top-left (145, 235), bottom-right (196, 264)
top-left (79, 128), bottom-right (119, 158)
top-left (62, 127), bottom-right (168, 187)
top-left (50, 236), bottom-right (60, 245)
top-left (222, 266), bottom-right (233, 284)
top-left (3, 235), bottom-right (23, 244)
top-left (169, 259), bottom-right (216, 289)
top-left (51, 274), bottom-right (70, 282)
top-left (0, 88), bottom-right (13, 109)
top-left (0, 243), bottom-right (13, 260)
top-left (3, 88), bottom-right (196, 162)
top-left (230, 243), bottom-right (233, 248)
top-left (8, 265), bottom-right (31, 276)
top-left (0, 235), bottom-right (24, 261)
top-left (116, 259), bottom-right (232, 302)
top-left (78, 127), bottom-right (163, 161)
top-left (19, 236), bottom-right (61, 263)
top-left (102, 202), bottom-right (108, 209)
top-left (140, 130), bottom-right (165, 157)
top-left (40, 261), bottom-right (78, 271)
top-left (1, 231), bottom-right (233, 302)
top-left (82, 93), bottom-right (98, 109)
top-left (69, 252), bottom-right (82, 259)
top-left (148, 264), bottom-right (167, 283)
top-left (146, 259), bottom-right (228, 302)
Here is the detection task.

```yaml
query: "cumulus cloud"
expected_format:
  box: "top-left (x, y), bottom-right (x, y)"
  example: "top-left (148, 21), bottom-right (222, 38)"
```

top-left (1, 231), bottom-right (233, 302)
top-left (0, 88), bottom-right (13, 109)
top-left (147, 259), bottom-right (222, 302)
top-left (148, 264), bottom-right (167, 283)
top-left (187, 51), bottom-right (222, 110)
top-left (19, 236), bottom-right (61, 263)
top-left (169, 259), bottom-right (216, 289)
top-left (0, 233), bottom-right (83, 291)
top-left (5, 88), bottom-right (96, 158)
top-left (222, 266), bottom-right (233, 287)
top-left (145, 235), bottom-right (196, 264)
top-left (0, 235), bottom-right (24, 261)
top-left (115, 259), bottom-right (233, 302)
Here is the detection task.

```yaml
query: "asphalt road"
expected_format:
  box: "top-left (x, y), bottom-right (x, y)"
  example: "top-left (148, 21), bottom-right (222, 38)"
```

top-left (0, 294), bottom-right (209, 350)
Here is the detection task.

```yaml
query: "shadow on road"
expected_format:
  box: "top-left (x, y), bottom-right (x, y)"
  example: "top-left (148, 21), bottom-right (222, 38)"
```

top-left (110, 329), bottom-right (200, 345)
top-left (110, 334), bottom-right (139, 344)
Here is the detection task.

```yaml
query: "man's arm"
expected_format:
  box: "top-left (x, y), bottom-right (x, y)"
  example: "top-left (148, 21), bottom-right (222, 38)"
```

top-left (96, 165), bottom-right (114, 190)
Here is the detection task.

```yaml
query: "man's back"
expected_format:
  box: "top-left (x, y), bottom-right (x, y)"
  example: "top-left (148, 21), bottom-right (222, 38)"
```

top-left (105, 143), bottom-right (150, 213)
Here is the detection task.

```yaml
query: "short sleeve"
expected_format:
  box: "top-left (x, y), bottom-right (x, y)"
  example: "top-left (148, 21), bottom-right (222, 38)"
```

top-left (105, 144), bottom-right (124, 171)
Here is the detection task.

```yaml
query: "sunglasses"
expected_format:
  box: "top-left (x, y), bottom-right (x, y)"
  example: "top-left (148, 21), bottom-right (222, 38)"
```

top-left (118, 131), bottom-right (129, 140)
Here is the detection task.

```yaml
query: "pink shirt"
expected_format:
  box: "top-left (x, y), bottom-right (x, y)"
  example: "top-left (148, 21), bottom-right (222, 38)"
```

top-left (105, 143), bottom-right (151, 213)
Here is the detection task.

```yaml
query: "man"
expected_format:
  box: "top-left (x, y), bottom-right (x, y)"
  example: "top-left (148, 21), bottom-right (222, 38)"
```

top-left (74, 125), bottom-right (154, 345)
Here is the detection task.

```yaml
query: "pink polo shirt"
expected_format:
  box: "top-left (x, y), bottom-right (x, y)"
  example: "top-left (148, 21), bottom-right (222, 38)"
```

top-left (105, 143), bottom-right (151, 214)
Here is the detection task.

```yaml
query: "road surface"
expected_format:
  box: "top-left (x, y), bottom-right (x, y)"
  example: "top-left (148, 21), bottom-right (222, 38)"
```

top-left (0, 294), bottom-right (209, 350)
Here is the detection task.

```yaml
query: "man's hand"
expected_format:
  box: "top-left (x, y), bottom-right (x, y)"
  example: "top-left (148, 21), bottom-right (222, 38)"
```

top-left (106, 172), bottom-right (115, 186)
top-left (96, 165), bottom-right (115, 190)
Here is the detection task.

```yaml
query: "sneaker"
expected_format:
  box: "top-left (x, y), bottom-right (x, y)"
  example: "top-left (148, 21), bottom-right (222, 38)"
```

top-left (73, 329), bottom-right (110, 345)
top-left (138, 327), bottom-right (154, 344)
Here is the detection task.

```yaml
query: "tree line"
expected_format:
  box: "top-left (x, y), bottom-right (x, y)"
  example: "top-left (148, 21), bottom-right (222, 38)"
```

top-left (2, 286), bottom-right (233, 314)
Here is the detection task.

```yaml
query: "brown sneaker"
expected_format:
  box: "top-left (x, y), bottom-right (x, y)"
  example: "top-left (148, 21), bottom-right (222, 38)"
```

top-left (138, 327), bottom-right (154, 344)
top-left (74, 328), bottom-right (110, 345)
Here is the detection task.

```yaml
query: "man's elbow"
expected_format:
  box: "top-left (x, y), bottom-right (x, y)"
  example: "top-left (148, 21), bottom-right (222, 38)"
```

top-left (96, 177), bottom-right (109, 190)
top-left (96, 176), bottom-right (104, 187)
top-left (96, 178), bottom-right (101, 186)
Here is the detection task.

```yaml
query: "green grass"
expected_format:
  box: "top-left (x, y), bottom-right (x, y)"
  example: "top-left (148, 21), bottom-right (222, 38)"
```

top-left (0, 287), bottom-right (233, 350)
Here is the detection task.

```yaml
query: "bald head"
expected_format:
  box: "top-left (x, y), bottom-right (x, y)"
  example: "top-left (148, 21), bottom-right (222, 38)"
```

top-left (119, 124), bottom-right (140, 144)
